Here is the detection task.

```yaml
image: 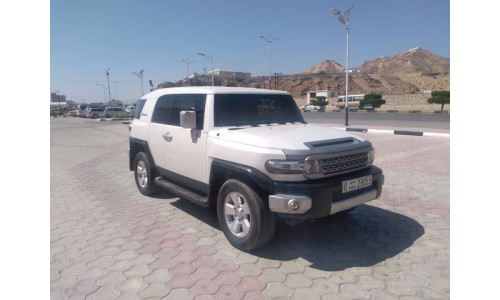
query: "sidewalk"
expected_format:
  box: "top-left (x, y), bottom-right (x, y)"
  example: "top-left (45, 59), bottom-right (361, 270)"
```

top-left (50, 118), bottom-right (450, 299)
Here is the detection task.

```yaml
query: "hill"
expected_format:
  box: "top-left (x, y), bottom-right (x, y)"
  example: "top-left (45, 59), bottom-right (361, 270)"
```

top-left (157, 47), bottom-right (450, 99)
top-left (358, 47), bottom-right (449, 76)
top-left (303, 60), bottom-right (345, 74)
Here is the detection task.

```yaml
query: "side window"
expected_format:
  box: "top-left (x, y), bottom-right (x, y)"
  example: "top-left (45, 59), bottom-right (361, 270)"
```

top-left (151, 95), bottom-right (175, 124)
top-left (168, 94), bottom-right (206, 129)
top-left (134, 99), bottom-right (146, 119)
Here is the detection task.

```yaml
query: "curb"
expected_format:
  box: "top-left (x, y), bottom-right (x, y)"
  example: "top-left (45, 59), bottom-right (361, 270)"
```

top-left (333, 127), bottom-right (450, 138)
top-left (98, 118), bottom-right (133, 123)
top-left (330, 110), bottom-right (448, 114)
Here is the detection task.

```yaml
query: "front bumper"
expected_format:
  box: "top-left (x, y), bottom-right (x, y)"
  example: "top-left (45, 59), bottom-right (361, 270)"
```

top-left (268, 166), bottom-right (384, 220)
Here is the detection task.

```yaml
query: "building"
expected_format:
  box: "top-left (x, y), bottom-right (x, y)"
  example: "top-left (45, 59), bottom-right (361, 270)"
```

top-left (208, 69), bottom-right (251, 78)
top-left (306, 90), bottom-right (338, 104)
top-left (50, 92), bottom-right (67, 111)
top-left (51, 92), bottom-right (67, 103)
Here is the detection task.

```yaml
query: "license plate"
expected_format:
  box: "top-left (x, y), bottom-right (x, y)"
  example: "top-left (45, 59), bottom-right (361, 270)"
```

top-left (342, 175), bottom-right (372, 193)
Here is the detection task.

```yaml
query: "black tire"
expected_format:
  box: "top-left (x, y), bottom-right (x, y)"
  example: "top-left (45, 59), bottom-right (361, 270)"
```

top-left (133, 152), bottom-right (159, 196)
top-left (217, 179), bottom-right (275, 251)
top-left (92, 114), bottom-right (98, 119)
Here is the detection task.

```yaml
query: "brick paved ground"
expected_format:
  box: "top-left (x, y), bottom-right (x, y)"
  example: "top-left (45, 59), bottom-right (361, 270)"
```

top-left (50, 117), bottom-right (449, 299)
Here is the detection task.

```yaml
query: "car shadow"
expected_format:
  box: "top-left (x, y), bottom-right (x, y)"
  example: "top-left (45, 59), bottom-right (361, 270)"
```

top-left (153, 193), bottom-right (424, 272)
top-left (253, 204), bottom-right (425, 271)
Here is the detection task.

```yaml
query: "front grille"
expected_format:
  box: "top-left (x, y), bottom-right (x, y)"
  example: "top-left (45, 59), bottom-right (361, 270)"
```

top-left (318, 152), bottom-right (368, 174)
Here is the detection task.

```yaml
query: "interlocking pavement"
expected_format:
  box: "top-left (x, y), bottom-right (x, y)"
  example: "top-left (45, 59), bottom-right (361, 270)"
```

top-left (51, 118), bottom-right (449, 299)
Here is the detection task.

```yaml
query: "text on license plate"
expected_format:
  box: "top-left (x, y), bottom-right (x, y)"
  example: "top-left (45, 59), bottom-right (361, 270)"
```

top-left (342, 175), bottom-right (372, 193)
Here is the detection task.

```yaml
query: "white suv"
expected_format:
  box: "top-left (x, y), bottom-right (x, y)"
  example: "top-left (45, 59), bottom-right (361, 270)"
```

top-left (104, 107), bottom-right (124, 118)
top-left (85, 107), bottom-right (105, 119)
top-left (129, 87), bottom-right (384, 250)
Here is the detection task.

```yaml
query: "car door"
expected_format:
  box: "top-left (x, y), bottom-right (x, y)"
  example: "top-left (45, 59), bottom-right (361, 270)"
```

top-left (161, 94), bottom-right (208, 187)
top-left (149, 95), bottom-right (174, 168)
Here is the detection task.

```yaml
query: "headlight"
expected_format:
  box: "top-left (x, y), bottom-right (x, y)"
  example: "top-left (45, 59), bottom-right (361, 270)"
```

top-left (367, 149), bottom-right (375, 164)
top-left (265, 159), bottom-right (320, 174)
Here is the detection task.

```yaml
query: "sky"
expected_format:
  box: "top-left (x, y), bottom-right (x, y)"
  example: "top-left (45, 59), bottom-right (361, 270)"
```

top-left (50, 0), bottom-right (450, 104)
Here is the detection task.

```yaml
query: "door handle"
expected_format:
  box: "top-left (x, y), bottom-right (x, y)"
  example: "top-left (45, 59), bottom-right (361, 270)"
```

top-left (163, 132), bottom-right (173, 142)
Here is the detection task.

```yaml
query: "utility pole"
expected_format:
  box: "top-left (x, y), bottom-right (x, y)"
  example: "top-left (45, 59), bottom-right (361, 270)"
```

top-left (198, 53), bottom-right (214, 86)
top-left (331, 4), bottom-right (355, 126)
top-left (106, 68), bottom-right (112, 106)
top-left (56, 90), bottom-right (61, 116)
top-left (260, 35), bottom-right (279, 89)
top-left (112, 81), bottom-right (119, 101)
top-left (182, 59), bottom-right (194, 86)
top-left (132, 69), bottom-right (145, 96)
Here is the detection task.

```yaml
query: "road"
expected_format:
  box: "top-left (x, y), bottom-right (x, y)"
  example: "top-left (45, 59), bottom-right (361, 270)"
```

top-left (303, 112), bottom-right (450, 132)
top-left (51, 117), bottom-right (449, 299)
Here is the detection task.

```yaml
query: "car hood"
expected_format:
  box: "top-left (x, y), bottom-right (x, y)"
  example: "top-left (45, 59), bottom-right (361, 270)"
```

top-left (210, 123), bottom-right (365, 150)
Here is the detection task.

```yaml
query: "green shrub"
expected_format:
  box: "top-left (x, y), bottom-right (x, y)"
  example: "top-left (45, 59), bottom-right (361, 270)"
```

top-left (114, 112), bottom-right (133, 118)
top-left (361, 93), bottom-right (386, 108)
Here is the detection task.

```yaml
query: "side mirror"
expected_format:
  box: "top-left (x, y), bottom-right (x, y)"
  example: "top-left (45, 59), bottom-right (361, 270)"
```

top-left (180, 111), bottom-right (196, 129)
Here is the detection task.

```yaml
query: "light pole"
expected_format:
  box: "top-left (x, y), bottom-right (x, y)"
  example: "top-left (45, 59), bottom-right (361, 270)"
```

top-left (259, 35), bottom-right (279, 89)
top-left (182, 59), bottom-right (194, 86)
top-left (56, 90), bottom-right (62, 116)
top-left (96, 84), bottom-right (106, 104)
top-left (112, 81), bottom-right (119, 101)
top-left (330, 5), bottom-right (354, 126)
top-left (132, 69), bottom-right (145, 96)
top-left (198, 53), bottom-right (214, 86)
top-left (105, 68), bottom-right (112, 106)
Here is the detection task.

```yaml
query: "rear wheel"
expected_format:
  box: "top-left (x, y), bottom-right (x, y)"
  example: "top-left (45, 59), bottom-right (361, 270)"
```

top-left (217, 179), bottom-right (275, 251)
top-left (134, 152), bottom-right (159, 196)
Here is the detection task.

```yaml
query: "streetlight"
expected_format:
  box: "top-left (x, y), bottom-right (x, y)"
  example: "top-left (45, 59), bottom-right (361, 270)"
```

top-left (56, 90), bottom-right (62, 116)
top-left (96, 83), bottom-right (106, 104)
top-left (132, 69), bottom-right (145, 96)
top-left (198, 53), bottom-right (214, 86)
top-left (105, 68), bottom-right (112, 106)
top-left (182, 59), bottom-right (194, 86)
top-left (112, 81), bottom-right (119, 101)
top-left (330, 4), bottom-right (354, 126)
top-left (259, 35), bottom-right (279, 89)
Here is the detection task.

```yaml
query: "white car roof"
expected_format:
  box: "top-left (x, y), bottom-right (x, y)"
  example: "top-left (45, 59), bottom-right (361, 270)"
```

top-left (142, 86), bottom-right (290, 99)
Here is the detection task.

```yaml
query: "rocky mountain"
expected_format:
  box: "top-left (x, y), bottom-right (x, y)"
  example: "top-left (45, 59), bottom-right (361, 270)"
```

top-left (358, 47), bottom-right (449, 76)
top-left (303, 60), bottom-right (345, 74)
top-left (158, 47), bottom-right (450, 98)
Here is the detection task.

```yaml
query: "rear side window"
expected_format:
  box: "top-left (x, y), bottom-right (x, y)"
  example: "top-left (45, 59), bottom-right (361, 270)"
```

top-left (134, 99), bottom-right (146, 119)
top-left (151, 95), bottom-right (175, 124)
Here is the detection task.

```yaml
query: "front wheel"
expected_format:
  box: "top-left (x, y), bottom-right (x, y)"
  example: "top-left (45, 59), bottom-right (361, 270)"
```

top-left (217, 180), bottom-right (275, 251)
top-left (134, 152), bottom-right (159, 196)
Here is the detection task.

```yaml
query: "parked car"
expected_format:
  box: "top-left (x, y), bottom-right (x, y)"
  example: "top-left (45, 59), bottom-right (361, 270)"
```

top-left (301, 104), bottom-right (320, 112)
top-left (68, 109), bottom-right (79, 117)
top-left (125, 105), bottom-right (137, 113)
top-left (129, 87), bottom-right (384, 251)
top-left (85, 107), bottom-right (105, 119)
top-left (125, 106), bottom-right (137, 117)
top-left (78, 104), bottom-right (88, 117)
top-left (360, 104), bottom-right (374, 110)
top-left (104, 107), bottom-right (124, 118)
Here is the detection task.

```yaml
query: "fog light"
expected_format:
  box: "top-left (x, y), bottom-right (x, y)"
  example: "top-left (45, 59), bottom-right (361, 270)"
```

top-left (288, 199), bottom-right (300, 210)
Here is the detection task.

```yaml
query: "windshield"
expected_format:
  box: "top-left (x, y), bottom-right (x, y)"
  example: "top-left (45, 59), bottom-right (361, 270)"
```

top-left (214, 94), bottom-right (305, 127)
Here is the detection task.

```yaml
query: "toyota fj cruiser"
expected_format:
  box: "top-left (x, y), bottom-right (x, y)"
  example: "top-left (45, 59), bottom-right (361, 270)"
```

top-left (129, 87), bottom-right (384, 250)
